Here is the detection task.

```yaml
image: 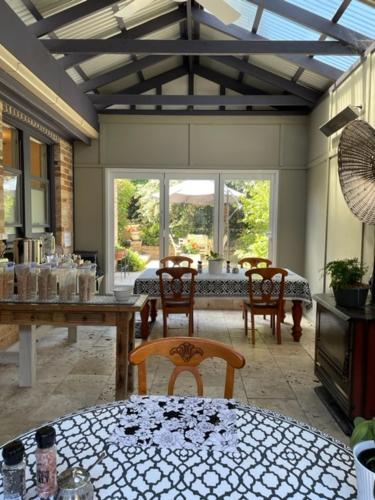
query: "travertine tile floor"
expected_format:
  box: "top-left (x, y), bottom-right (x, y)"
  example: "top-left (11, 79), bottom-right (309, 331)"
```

top-left (0, 310), bottom-right (348, 446)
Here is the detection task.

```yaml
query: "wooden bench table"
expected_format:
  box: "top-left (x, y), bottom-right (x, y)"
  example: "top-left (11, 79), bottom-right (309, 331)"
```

top-left (0, 294), bottom-right (148, 400)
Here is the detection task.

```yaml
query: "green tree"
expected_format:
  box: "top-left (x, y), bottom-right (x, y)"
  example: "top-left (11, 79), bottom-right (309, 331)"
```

top-left (236, 180), bottom-right (270, 258)
top-left (115, 179), bottom-right (135, 244)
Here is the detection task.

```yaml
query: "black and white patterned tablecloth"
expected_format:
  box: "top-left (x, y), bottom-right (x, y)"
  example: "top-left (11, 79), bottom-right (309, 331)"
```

top-left (134, 268), bottom-right (312, 304)
top-left (0, 397), bottom-right (356, 499)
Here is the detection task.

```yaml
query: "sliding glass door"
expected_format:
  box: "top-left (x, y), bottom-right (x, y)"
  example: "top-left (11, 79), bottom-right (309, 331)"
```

top-left (106, 170), bottom-right (277, 291)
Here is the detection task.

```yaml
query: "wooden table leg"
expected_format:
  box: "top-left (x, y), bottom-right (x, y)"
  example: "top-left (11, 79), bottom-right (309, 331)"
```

top-left (150, 299), bottom-right (158, 322)
top-left (116, 312), bottom-right (130, 400)
top-left (19, 325), bottom-right (36, 387)
top-left (68, 326), bottom-right (77, 343)
top-left (140, 300), bottom-right (150, 340)
top-left (127, 313), bottom-right (135, 394)
top-left (291, 300), bottom-right (303, 342)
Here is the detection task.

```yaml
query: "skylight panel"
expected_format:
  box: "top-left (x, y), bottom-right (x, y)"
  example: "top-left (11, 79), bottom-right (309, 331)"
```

top-left (225, 0), bottom-right (258, 31)
top-left (258, 10), bottom-right (320, 41)
top-left (284, 0), bottom-right (342, 21)
top-left (315, 55), bottom-right (360, 72)
top-left (339, 0), bottom-right (375, 39)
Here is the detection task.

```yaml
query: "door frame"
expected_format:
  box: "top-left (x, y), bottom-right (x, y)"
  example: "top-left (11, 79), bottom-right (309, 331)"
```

top-left (105, 168), bottom-right (278, 293)
top-left (104, 168), bottom-right (164, 293)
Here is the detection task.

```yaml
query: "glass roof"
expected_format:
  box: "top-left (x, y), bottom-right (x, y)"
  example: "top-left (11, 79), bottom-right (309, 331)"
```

top-left (225, 0), bottom-right (374, 73)
top-left (284, 0), bottom-right (343, 20)
top-left (339, 0), bottom-right (375, 39)
top-left (258, 10), bottom-right (320, 41)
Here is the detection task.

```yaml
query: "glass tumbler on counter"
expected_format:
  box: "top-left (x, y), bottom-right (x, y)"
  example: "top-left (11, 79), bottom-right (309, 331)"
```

top-left (0, 262), bottom-right (15, 300)
top-left (78, 264), bottom-right (96, 302)
top-left (37, 264), bottom-right (58, 301)
top-left (15, 263), bottom-right (38, 301)
top-left (58, 265), bottom-right (77, 301)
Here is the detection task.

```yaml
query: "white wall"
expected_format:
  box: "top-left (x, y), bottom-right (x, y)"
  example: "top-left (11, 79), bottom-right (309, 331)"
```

top-left (305, 49), bottom-right (375, 305)
top-left (74, 114), bottom-right (309, 273)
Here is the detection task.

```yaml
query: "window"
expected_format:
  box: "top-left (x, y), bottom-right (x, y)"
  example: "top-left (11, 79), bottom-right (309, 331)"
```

top-left (30, 137), bottom-right (49, 233)
top-left (3, 122), bottom-right (52, 238)
top-left (3, 125), bottom-right (22, 236)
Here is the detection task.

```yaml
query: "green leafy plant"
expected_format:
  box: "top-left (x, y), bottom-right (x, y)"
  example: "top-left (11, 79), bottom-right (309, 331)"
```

top-left (126, 249), bottom-right (146, 272)
top-left (324, 258), bottom-right (368, 289)
top-left (351, 417), bottom-right (375, 448)
top-left (207, 251), bottom-right (223, 260)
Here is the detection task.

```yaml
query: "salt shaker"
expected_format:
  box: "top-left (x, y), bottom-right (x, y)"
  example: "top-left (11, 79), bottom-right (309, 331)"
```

top-left (35, 426), bottom-right (58, 499)
top-left (2, 439), bottom-right (26, 500)
top-left (226, 260), bottom-right (231, 273)
top-left (197, 261), bottom-right (203, 274)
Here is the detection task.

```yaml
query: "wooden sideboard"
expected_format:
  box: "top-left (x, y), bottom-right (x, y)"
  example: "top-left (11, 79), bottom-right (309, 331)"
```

top-left (314, 294), bottom-right (375, 430)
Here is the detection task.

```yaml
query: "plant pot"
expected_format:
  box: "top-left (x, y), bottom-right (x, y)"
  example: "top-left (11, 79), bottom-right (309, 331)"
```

top-left (333, 287), bottom-right (369, 308)
top-left (353, 440), bottom-right (375, 500)
top-left (208, 259), bottom-right (223, 275)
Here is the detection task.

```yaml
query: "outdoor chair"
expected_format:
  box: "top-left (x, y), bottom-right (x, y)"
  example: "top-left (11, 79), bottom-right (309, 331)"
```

top-left (244, 267), bottom-right (288, 345)
top-left (160, 255), bottom-right (193, 267)
top-left (156, 266), bottom-right (198, 337)
top-left (129, 337), bottom-right (246, 398)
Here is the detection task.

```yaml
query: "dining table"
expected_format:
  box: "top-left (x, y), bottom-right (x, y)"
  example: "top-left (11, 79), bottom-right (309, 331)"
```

top-left (134, 268), bottom-right (312, 341)
top-left (0, 395), bottom-right (356, 499)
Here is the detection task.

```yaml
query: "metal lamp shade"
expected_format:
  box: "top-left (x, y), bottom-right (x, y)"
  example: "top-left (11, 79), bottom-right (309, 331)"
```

top-left (338, 120), bottom-right (375, 225)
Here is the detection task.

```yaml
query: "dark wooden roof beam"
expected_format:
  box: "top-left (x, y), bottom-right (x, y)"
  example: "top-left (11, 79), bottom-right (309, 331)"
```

top-left (192, 8), bottom-right (344, 80)
top-left (42, 39), bottom-right (358, 55)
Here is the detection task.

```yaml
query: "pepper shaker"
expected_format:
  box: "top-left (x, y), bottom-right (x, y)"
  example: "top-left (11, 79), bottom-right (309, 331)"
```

top-left (226, 260), bottom-right (231, 273)
top-left (2, 439), bottom-right (26, 500)
top-left (197, 261), bottom-right (203, 274)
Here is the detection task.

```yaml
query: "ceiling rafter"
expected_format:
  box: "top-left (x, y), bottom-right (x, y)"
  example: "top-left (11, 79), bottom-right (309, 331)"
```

top-left (96, 66), bottom-right (188, 111)
top-left (79, 56), bottom-right (170, 93)
top-left (292, 0), bottom-right (352, 83)
top-left (100, 109), bottom-right (309, 116)
top-left (195, 65), bottom-right (266, 95)
top-left (29, 0), bottom-right (120, 37)
top-left (89, 93), bottom-right (310, 107)
top-left (212, 56), bottom-right (320, 103)
top-left (41, 39), bottom-right (358, 55)
top-left (192, 8), bottom-right (344, 81)
top-left (58, 8), bottom-right (185, 70)
top-left (245, 0), bottom-right (369, 52)
top-left (19, 0), bottom-right (43, 21)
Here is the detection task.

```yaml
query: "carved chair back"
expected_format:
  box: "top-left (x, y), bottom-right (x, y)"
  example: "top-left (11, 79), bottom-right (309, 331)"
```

top-left (239, 257), bottom-right (272, 269)
top-left (129, 337), bottom-right (246, 398)
top-left (160, 255), bottom-right (193, 268)
top-left (245, 267), bottom-right (288, 309)
top-left (156, 267), bottom-right (197, 306)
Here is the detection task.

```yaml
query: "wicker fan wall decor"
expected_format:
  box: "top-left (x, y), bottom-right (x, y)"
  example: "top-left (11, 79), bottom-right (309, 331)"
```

top-left (338, 120), bottom-right (375, 224)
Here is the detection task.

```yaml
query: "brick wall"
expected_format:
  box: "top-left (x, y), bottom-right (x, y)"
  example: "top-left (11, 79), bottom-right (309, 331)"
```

top-left (0, 100), bottom-right (19, 348)
top-left (54, 140), bottom-right (74, 253)
top-left (0, 100), bottom-right (75, 349)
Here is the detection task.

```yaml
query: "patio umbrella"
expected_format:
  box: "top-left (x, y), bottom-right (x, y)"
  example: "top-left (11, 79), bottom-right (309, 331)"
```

top-left (168, 180), bottom-right (241, 205)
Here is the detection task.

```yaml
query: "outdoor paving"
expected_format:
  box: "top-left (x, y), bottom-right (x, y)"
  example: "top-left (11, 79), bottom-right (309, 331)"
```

top-left (0, 310), bottom-right (348, 446)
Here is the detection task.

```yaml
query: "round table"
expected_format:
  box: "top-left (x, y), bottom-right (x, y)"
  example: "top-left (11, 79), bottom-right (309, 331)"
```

top-left (0, 397), bottom-right (356, 499)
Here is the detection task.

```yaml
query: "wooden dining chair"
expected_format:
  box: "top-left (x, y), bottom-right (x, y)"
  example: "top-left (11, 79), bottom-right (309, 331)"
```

top-left (156, 266), bottom-right (198, 337)
top-left (239, 258), bottom-right (272, 320)
top-left (239, 257), bottom-right (272, 269)
top-left (244, 267), bottom-right (288, 345)
top-left (160, 255), bottom-right (193, 268)
top-left (129, 337), bottom-right (246, 398)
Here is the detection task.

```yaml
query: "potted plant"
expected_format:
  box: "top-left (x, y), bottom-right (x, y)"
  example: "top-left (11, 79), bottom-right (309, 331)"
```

top-left (207, 251), bottom-right (224, 275)
top-left (324, 258), bottom-right (369, 308)
top-left (351, 417), bottom-right (375, 499)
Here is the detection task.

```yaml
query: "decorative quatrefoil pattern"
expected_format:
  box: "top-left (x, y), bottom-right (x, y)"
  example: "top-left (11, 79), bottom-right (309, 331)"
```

top-left (0, 397), bottom-right (356, 499)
